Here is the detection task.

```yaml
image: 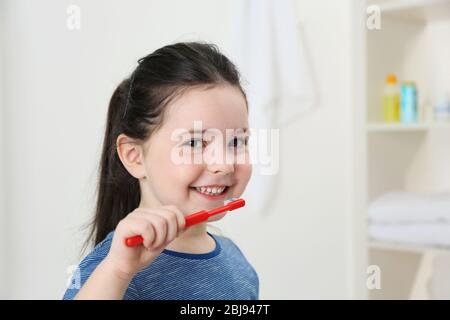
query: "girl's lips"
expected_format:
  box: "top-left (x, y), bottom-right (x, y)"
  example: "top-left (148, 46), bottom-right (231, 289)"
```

top-left (189, 186), bottom-right (230, 201)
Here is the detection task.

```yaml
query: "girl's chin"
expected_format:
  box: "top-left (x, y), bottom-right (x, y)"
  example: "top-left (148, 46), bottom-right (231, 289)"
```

top-left (207, 212), bottom-right (227, 222)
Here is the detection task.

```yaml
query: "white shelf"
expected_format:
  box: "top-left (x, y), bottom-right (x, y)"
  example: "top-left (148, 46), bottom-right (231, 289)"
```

top-left (375, 0), bottom-right (450, 23)
top-left (367, 122), bottom-right (450, 132)
top-left (367, 122), bottom-right (430, 132)
top-left (369, 239), bottom-right (450, 255)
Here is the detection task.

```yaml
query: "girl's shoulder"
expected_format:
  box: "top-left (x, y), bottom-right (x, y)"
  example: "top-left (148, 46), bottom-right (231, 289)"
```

top-left (78, 231), bottom-right (114, 269)
top-left (96, 231), bottom-right (115, 249)
top-left (210, 232), bottom-right (259, 284)
top-left (62, 232), bottom-right (115, 300)
top-left (209, 232), bottom-right (245, 255)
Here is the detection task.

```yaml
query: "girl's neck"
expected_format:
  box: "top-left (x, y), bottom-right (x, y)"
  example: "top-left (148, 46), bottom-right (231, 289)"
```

top-left (165, 223), bottom-right (216, 254)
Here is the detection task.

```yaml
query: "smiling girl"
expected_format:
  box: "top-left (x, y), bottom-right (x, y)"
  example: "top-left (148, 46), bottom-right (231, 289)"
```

top-left (63, 42), bottom-right (258, 300)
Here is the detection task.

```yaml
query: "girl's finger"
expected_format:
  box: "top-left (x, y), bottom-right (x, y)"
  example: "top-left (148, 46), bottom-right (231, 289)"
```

top-left (130, 209), bottom-right (169, 248)
top-left (162, 205), bottom-right (186, 236)
top-left (146, 214), bottom-right (168, 249)
top-left (146, 208), bottom-right (178, 244)
top-left (119, 216), bottom-right (155, 250)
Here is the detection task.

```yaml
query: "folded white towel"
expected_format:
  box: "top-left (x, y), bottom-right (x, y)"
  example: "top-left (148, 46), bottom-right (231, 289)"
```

top-left (368, 191), bottom-right (450, 225)
top-left (369, 223), bottom-right (450, 248)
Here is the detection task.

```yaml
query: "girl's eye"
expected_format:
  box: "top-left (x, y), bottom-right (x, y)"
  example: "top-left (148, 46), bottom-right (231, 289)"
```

top-left (229, 137), bottom-right (248, 149)
top-left (183, 138), bottom-right (205, 149)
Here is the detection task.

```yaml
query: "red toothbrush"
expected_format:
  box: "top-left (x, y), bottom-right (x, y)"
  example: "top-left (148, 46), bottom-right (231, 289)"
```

top-left (125, 198), bottom-right (245, 247)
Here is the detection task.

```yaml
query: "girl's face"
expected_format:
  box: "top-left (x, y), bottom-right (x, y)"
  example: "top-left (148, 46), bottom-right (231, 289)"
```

top-left (139, 84), bottom-right (251, 220)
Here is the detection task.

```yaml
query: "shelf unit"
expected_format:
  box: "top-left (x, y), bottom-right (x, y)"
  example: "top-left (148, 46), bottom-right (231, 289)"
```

top-left (377, 0), bottom-right (450, 23)
top-left (367, 122), bottom-right (450, 132)
top-left (367, 122), bottom-right (430, 132)
top-left (364, 0), bottom-right (450, 299)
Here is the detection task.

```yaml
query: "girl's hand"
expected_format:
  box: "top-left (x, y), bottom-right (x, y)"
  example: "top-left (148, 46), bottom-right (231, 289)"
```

top-left (104, 205), bottom-right (186, 280)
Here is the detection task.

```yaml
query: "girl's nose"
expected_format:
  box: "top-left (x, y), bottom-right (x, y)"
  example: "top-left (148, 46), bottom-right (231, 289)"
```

top-left (207, 162), bottom-right (235, 175)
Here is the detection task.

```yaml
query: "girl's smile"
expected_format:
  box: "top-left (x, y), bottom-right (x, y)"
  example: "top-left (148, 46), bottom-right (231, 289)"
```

top-left (189, 184), bottom-right (232, 201)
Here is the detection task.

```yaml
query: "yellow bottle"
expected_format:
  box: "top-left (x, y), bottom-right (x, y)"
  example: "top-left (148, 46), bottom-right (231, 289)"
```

top-left (383, 74), bottom-right (400, 122)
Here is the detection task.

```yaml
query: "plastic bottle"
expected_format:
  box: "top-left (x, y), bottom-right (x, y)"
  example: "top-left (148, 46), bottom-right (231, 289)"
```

top-left (400, 81), bottom-right (417, 124)
top-left (434, 92), bottom-right (450, 123)
top-left (382, 74), bottom-right (400, 122)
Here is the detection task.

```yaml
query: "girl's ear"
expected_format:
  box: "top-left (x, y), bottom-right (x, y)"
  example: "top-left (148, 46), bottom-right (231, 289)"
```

top-left (116, 133), bottom-right (147, 179)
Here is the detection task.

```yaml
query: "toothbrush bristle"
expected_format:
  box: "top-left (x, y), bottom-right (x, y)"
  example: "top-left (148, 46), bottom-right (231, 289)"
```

top-left (226, 198), bottom-right (245, 210)
top-left (224, 197), bottom-right (238, 205)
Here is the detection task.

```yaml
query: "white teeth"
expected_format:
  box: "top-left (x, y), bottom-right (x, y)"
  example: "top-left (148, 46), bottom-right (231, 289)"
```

top-left (194, 186), bottom-right (226, 195)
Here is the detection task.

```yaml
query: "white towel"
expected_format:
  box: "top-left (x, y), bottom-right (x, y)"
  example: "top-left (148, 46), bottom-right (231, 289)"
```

top-left (272, 0), bottom-right (316, 124)
top-left (368, 191), bottom-right (450, 225)
top-left (369, 223), bottom-right (450, 248)
top-left (229, 0), bottom-right (315, 216)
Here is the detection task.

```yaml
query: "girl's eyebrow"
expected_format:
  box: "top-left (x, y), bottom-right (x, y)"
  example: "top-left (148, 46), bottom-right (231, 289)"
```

top-left (175, 127), bottom-right (250, 141)
top-left (188, 127), bottom-right (248, 133)
top-left (186, 128), bottom-right (207, 134)
top-left (183, 127), bottom-right (249, 134)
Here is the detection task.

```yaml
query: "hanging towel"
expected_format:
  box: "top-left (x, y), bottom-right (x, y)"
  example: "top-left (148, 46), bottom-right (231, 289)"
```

top-left (228, 0), bottom-right (316, 216)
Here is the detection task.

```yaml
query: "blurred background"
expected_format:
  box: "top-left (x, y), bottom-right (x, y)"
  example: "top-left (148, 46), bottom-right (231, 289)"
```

top-left (0, 0), bottom-right (449, 299)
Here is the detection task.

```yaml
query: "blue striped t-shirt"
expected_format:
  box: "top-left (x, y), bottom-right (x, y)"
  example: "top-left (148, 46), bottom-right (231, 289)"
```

top-left (63, 231), bottom-right (259, 300)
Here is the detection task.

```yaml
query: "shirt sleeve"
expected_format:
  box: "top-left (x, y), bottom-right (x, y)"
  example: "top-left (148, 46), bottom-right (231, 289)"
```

top-left (227, 237), bottom-right (260, 300)
top-left (62, 234), bottom-right (140, 300)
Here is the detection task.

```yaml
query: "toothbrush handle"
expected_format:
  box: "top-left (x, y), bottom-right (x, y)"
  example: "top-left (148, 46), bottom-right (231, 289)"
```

top-left (124, 199), bottom-right (245, 247)
top-left (125, 235), bottom-right (144, 247)
top-left (185, 210), bottom-right (209, 227)
top-left (125, 210), bottom-right (208, 247)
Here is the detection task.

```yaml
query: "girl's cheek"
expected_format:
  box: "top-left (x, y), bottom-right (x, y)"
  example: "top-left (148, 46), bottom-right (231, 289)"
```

top-left (239, 163), bottom-right (252, 184)
top-left (233, 164), bottom-right (252, 195)
top-left (173, 163), bottom-right (204, 186)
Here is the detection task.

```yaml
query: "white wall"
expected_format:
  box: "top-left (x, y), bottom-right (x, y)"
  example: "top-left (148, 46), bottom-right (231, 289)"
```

top-left (218, 0), bottom-right (367, 299)
top-left (1, 0), bottom-right (366, 299)
top-left (0, 0), bottom-right (7, 299)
